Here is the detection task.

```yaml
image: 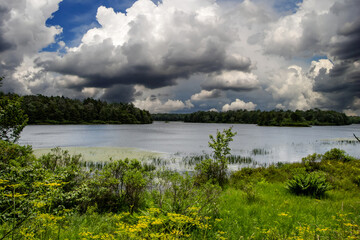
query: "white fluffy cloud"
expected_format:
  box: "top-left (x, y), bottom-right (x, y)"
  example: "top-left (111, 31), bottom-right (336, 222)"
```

top-left (190, 89), bottom-right (222, 101)
top-left (222, 99), bottom-right (257, 112)
top-left (263, 0), bottom-right (338, 58)
top-left (0, 0), bottom-right (359, 114)
top-left (133, 97), bottom-right (194, 113)
top-left (39, 0), bottom-right (253, 91)
top-left (202, 70), bottom-right (259, 91)
top-left (266, 59), bottom-right (335, 110)
top-left (0, 0), bottom-right (62, 93)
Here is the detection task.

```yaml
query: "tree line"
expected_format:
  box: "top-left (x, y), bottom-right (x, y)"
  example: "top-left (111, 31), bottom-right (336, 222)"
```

top-left (153, 109), bottom-right (359, 126)
top-left (14, 94), bottom-right (152, 124)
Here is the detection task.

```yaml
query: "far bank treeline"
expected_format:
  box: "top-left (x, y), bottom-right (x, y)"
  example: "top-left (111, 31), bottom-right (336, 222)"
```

top-left (18, 94), bottom-right (152, 124)
top-left (153, 109), bottom-right (360, 126)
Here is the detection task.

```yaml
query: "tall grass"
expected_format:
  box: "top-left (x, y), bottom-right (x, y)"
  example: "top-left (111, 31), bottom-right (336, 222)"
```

top-left (219, 182), bottom-right (360, 239)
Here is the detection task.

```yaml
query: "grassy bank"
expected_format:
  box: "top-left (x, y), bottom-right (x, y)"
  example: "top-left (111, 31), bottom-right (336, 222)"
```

top-left (46, 182), bottom-right (360, 239)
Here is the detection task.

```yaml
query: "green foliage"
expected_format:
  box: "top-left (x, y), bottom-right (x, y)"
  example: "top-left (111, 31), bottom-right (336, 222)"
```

top-left (154, 108), bottom-right (351, 126)
top-left (302, 153), bottom-right (322, 171)
top-left (286, 171), bottom-right (332, 198)
top-left (152, 171), bottom-right (221, 216)
top-left (123, 169), bottom-right (147, 214)
top-left (39, 147), bottom-right (82, 171)
top-left (0, 140), bottom-right (34, 171)
top-left (77, 159), bottom-right (152, 213)
top-left (321, 148), bottom-right (355, 162)
top-left (195, 127), bottom-right (236, 186)
top-left (20, 94), bottom-right (152, 125)
top-left (219, 184), bottom-right (360, 240)
top-left (0, 94), bottom-right (28, 143)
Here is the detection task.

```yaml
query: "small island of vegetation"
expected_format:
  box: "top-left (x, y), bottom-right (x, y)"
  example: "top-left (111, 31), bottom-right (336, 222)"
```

top-left (153, 109), bottom-right (360, 127)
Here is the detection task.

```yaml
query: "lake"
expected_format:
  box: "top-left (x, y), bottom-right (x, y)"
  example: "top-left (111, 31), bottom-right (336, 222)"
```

top-left (19, 122), bottom-right (360, 168)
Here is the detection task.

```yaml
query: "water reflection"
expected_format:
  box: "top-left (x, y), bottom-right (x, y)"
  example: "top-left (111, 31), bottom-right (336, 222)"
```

top-left (19, 122), bottom-right (360, 164)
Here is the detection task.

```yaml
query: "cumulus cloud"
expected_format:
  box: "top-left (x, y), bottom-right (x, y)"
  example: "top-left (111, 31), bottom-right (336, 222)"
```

top-left (191, 89), bottom-right (223, 101)
top-left (39, 0), bottom-right (253, 92)
top-left (0, 0), bottom-right (359, 114)
top-left (202, 70), bottom-right (259, 91)
top-left (133, 97), bottom-right (194, 113)
top-left (262, 0), bottom-right (360, 112)
top-left (266, 63), bottom-right (327, 110)
top-left (0, 0), bottom-right (62, 93)
top-left (222, 99), bottom-right (257, 111)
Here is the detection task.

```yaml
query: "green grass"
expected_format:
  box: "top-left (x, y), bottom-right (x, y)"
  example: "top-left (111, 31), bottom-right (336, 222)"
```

top-left (22, 183), bottom-right (359, 239)
top-left (2, 142), bottom-right (360, 239)
top-left (218, 183), bottom-right (360, 239)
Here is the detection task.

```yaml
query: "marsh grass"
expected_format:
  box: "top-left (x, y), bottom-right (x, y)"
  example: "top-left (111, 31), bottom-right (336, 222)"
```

top-left (182, 154), bottom-right (255, 167)
top-left (320, 138), bottom-right (360, 146)
top-left (251, 148), bottom-right (270, 155)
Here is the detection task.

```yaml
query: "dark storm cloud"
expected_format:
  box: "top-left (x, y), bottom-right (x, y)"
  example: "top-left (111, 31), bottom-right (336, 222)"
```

top-left (0, 6), bottom-right (14, 53)
top-left (314, 61), bottom-right (360, 111)
top-left (101, 84), bottom-right (135, 103)
top-left (317, 1), bottom-right (360, 111)
top-left (39, 37), bottom-right (253, 90)
top-left (329, 18), bottom-right (360, 61)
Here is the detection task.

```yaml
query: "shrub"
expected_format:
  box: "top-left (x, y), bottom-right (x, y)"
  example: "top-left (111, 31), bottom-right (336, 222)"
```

top-left (286, 171), bottom-right (332, 198)
top-left (151, 171), bottom-right (221, 216)
top-left (0, 140), bottom-right (34, 171)
top-left (195, 127), bottom-right (236, 186)
top-left (0, 91), bottom-right (28, 143)
top-left (322, 148), bottom-right (354, 162)
top-left (302, 153), bottom-right (322, 171)
top-left (77, 158), bottom-right (152, 213)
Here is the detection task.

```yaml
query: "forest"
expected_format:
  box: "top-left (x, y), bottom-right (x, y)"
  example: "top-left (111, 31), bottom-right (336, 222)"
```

top-left (16, 94), bottom-right (153, 125)
top-left (153, 109), bottom-right (360, 126)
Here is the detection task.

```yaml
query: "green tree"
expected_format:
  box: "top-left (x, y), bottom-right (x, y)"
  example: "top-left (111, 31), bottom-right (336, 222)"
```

top-left (0, 77), bottom-right (28, 143)
top-left (195, 127), bottom-right (237, 186)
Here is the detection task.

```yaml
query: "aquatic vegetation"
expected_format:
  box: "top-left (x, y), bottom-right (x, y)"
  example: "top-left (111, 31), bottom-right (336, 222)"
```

top-left (251, 148), bottom-right (270, 155)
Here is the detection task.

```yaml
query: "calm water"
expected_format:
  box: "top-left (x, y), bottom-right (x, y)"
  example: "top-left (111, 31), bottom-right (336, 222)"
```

top-left (19, 122), bottom-right (360, 165)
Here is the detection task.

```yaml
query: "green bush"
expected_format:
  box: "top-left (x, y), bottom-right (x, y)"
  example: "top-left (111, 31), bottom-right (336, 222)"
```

top-left (286, 171), bottom-right (332, 198)
top-left (195, 127), bottom-right (236, 186)
top-left (0, 140), bottom-right (34, 171)
top-left (322, 148), bottom-right (354, 162)
top-left (77, 158), bottom-right (152, 213)
top-left (0, 93), bottom-right (28, 143)
top-left (302, 153), bottom-right (322, 171)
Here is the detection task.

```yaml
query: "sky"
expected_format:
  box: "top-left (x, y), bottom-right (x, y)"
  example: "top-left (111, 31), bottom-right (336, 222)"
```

top-left (0, 0), bottom-right (359, 114)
